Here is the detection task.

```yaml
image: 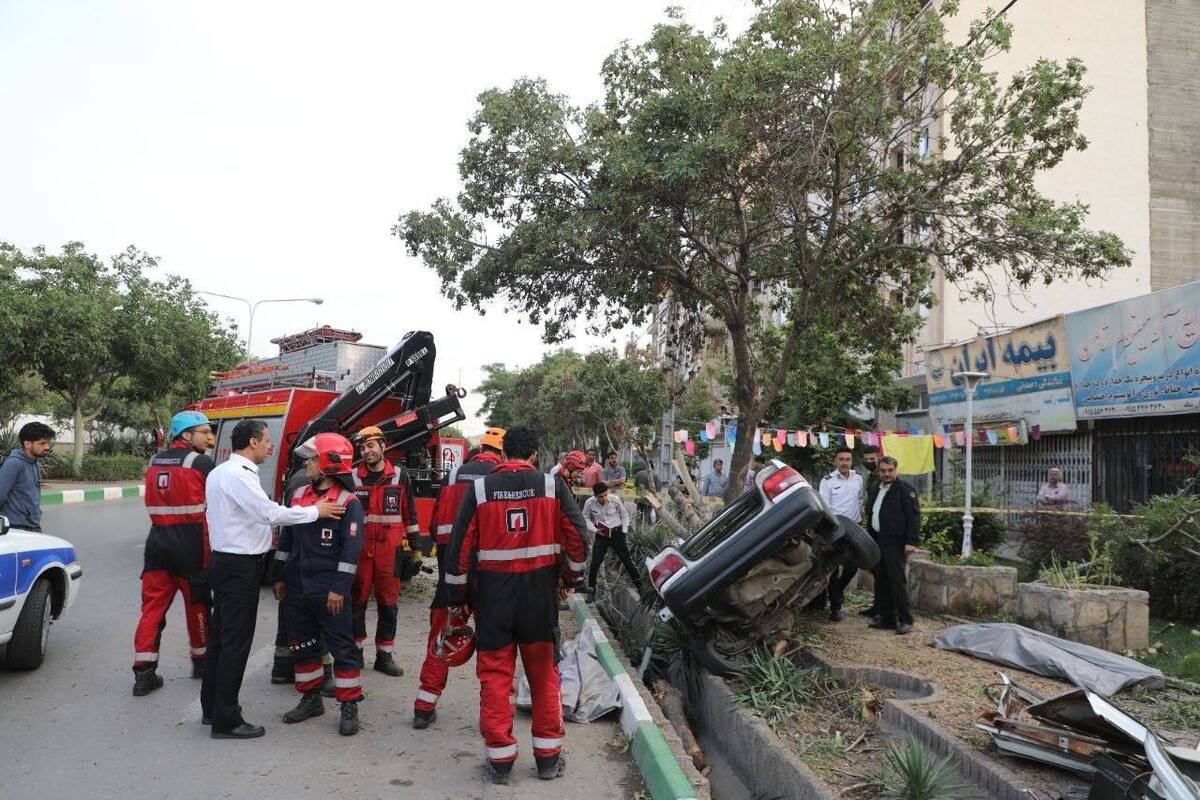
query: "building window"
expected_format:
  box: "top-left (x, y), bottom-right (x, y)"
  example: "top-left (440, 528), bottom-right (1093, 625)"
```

top-left (917, 126), bottom-right (931, 158)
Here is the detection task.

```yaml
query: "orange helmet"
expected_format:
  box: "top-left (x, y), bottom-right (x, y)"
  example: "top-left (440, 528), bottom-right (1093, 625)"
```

top-left (356, 425), bottom-right (386, 445)
top-left (430, 608), bottom-right (475, 667)
top-left (296, 432), bottom-right (354, 476)
top-left (480, 426), bottom-right (506, 452)
top-left (563, 450), bottom-right (587, 472)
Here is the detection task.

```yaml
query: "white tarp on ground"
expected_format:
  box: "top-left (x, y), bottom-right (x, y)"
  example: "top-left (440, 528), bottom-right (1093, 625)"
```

top-left (517, 621), bottom-right (622, 723)
top-left (932, 622), bottom-right (1165, 697)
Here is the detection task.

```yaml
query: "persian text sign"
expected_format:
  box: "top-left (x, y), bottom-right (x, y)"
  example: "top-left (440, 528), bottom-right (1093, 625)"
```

top-left (1066, 281), bottom-right (1200, 418)
top-left (925, 316), bottom-right (1076, 432)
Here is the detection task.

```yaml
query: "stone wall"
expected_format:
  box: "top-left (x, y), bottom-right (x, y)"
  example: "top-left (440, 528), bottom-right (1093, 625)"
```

top-left (908, 560), bottom-right (1019, 616)
top-left (1016, 583), bottom-right (1150, 652)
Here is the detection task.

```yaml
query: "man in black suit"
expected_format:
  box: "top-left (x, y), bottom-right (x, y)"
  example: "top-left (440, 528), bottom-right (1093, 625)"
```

top-left (865, 456), bottom-right (920, 635)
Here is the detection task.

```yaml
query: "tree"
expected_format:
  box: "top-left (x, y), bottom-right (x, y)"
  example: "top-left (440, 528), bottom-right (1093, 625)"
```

top-left (396, 0), bottom-right (1131, 502)
top-left (1, 242), bottom-right (242, 475)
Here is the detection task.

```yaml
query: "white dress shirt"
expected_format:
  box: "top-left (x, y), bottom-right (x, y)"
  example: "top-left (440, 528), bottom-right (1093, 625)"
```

top-left (582, 495), bottom-right (631, 533)
top-left (818, 469), bottom-right (864, 523)
top-left (871, 482), bottom-right (892, 533)
top-left (206, 453), bottom-right (318, 555)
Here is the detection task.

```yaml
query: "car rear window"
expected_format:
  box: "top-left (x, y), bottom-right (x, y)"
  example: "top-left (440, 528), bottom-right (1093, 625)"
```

top-left (680, 489), bottom-right (763, 559)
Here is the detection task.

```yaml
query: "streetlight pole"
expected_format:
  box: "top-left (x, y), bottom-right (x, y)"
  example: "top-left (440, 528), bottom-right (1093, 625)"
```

top-left (954, 371), bottom-right (988, 558)
top-left (194, 291), bottom-right (324, 354)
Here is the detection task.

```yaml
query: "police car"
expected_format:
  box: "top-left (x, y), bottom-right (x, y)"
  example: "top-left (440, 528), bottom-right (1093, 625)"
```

top-left (0, 514), bottom-right (82, 670)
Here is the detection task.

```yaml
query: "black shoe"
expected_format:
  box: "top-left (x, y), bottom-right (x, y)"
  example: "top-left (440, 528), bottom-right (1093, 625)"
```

top-left (536, 754), bottom-right (566, 781)
top-left (320, 663), bottom-right (335, 698)
top-left (373, 652), bottom-right (403, 677)
top-left (132, 667), bottom-right (163, 697)
top-left (211, 722), bottom-right (265, 739)
top-left (830, 609), bottom-right (844, 622)
top-left (482, 761), bottom-right (512, 785)
top-left (282, 691), bottom-right (324, 724)
top-left (338, 701), bottom-right (360, 736)
top-left (857, 607), bottom-right (879, 617)
top-left (868, 619), bottom-right (897, 630)
top-left (202, 704), bottom-right (241, 726)
top-left (191, 659), bottom-right (205, 679)
top-left (270, 657), bottom-right (292, 685)
top-left (412, 710), bottom-right (437, 730)
top-left (895, 623), bottom-right (913, 635)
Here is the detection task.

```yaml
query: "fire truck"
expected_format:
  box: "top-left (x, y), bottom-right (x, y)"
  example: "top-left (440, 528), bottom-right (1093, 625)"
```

top-left (191, 330), bottom-right (466, 532)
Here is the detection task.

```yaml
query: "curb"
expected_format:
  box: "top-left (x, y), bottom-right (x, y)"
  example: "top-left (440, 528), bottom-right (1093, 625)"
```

top-left (568, 595), bottom-right (702, 800)
top-left (41, 485), bottom-right (144, 505)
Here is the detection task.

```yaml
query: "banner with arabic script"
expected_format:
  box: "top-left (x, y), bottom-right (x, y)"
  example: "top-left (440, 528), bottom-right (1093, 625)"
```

top-left (1065, 281), bottom-right (1200, 419)
top-left (925, 316), bottom-right (1077, 433)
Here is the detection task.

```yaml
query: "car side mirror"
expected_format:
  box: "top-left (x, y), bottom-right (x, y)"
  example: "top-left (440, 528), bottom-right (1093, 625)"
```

top-left (0, 515), bottom-right (9, 535)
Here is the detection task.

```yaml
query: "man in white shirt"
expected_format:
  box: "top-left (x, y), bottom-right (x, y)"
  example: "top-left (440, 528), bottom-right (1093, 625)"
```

top-left (819, 447), bottom-right (865, 622)
top-left (582, 481), bottom-right (640, 593)
top-left (201, 419), bottom-right (345, 739)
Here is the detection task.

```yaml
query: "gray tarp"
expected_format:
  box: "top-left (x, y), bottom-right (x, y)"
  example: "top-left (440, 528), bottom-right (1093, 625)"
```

top-left (517, 622), bottom-right (621, 723)
top-left (932, 623), bottom-right (1165, 696)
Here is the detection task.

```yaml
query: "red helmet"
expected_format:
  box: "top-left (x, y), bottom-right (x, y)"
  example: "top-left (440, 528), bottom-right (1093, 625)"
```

top-left (563, 450), bottom-right (587, 472)
top-left (296, 432), bottom-right (354, 476)
top-left (430, 608), bottom-right (476, 667)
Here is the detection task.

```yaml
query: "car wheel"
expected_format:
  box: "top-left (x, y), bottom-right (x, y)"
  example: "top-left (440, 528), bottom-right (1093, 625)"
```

top-left (836, 515), bottom-right (880, 569)
top-left (684, 622), bottom-right (746, 678)
top-left (7, 578), bottom-right (52, 670)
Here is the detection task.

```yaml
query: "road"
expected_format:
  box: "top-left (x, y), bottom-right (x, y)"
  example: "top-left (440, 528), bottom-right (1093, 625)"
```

top-left (1, 499), bottom-right (638, 800)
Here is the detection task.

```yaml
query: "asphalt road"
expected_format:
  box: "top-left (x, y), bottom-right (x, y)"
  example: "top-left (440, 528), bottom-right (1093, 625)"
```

top-left (0, 499), bottom-right (638, 800)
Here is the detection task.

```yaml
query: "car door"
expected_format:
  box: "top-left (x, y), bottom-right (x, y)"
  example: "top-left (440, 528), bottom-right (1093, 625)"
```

top-left (0, 546), bottom-right (18, 637)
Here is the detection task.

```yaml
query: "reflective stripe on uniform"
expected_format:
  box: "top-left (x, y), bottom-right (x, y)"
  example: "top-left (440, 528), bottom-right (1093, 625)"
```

top-left (477, 544), bottom-right (561, 562)
top-left (416, 689), bottom-right (440, 704)
top-left (406, 524), bottom-right (419, 534)
top-left (436, 524), bottom-right (453, 536)
top-left (487, 744), bottom-right (518, 760)
top-left (291, 486), bottom-right (307, 502)
top-left (474, 477), bottom-right (487, 505)
top-left (365, 515), bottom-right (407, 524)
top-left (448, 466), bottom-right (459, 484)
top-left (191, 646), bottom-right (207, 657)
top-left (376, 642), bottom-right (394, 654)
top-left (294, 667), bottom-right (322, 682)
top-left (274, 550), bottom-right (290, 561)
top-left (544, 474), bottom-right (555, 497)
top-left (337, 562), bottom-right (358, 574)
top-left (390, 470), bottom-right (403, 486)
top-left (567, 559), bottom-right (586, 571)
top-left (145, 503), bottom-right (207, 515)
top-left (182, 451), bottom-right (199, 469)
top-left (533, 736), bottom-right (563, 750)
top-left (444, 573), bottom-right (468, 585)
top-left (337, 489), bottom-right (353, 505)
top-left (334, 676), bottom-right (360, 688)
top-left (134, 651), bottom-right (159, 662)
top-left (351, 472), bottom-right (363, 487)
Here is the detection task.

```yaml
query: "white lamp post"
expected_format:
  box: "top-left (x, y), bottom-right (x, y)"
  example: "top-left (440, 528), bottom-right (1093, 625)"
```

top-left (194, 292), bottom-right (324, 354)
top-left (953, 371), bottom-right (988, 558)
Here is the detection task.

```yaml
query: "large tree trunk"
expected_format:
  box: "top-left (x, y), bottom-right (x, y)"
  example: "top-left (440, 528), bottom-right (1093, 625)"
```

top-left (723, 316), bottom-right (762, 504)
top-left (71, 400), bottom-right (86, 477)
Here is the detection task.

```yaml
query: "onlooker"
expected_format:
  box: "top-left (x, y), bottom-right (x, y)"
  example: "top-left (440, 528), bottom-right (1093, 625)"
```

top-left (601, 451), bottom-right (626, 489)
top-left (548, 453), bottom-right (568, 479)
top-left (819, 447), bottom-right (864, 622)
top-left (861, 445), bottom-right (881, 497)
top-left (743, 455), bottom-right (767, 493)
top-left (581, 449), bottom-right (603, 488)
top-left (583, 481), bottom-right (639, 591)
top-left (866, 456), bottom-right (920, 635)
top-left (633, 459), bottom-right (660, 525)
top-left (0, 421), bottom-right (55, 532)
top-left (1037, 468), bottom-right (1070, 508)
top-left (701, 459), bottom-right (729, 498)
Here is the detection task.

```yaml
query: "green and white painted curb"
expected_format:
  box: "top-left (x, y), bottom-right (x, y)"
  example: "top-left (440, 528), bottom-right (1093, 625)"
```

top-left (41, 485), bottom-right (144, 505)
top-left (568, 594), bottom-right (698, 800)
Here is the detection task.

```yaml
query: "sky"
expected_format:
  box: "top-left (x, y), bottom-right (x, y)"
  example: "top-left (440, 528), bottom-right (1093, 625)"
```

top-left (0, 0), bottom-right (752, 432)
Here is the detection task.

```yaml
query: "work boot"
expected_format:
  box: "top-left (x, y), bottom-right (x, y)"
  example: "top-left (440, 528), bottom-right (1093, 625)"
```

top-left (132, 666), bottom-right (163, 697)
top-left (373, 651), bottom-right (403, 677)
top-left (536, 754), bottom-right (567, 781)
top-left (895, 623), bottom-right (913, 635)
top-left (320, 663), bottom-right (335, 698)
top-left (191, 659), bottom-right (206, 679)
top-left (282, 691), bottom-right (324, 724)
top-left (338, 701), bottom-right (360, 736)
top-left (482, 761), bottom-right (512, 785)
top-left (270, 657), bottom-right (292, 685)
top-left (412, 710), bottom-right (437, 730)
top-left (857, 607), bottom-right (878, 617)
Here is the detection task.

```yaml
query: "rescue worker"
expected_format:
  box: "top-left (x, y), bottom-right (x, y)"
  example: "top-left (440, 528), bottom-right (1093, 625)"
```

top-left (444, 426), bottom-right (589, 784)
top-left (349, 425), bottom-right (422, 677)
top-left (132, 411), bottom-right (215, 696)
top-left (273, 433), bottom-right (367, 736)
top-left (412, 427), bottom-right (505, 729)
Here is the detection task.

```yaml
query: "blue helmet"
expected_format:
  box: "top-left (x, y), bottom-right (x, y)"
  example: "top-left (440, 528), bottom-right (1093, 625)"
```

top-left (170, 411), bottom-right (211, 440)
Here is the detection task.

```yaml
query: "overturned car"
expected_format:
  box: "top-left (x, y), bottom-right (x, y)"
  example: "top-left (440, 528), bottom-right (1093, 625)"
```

top-left (645, 459), bottom-right (880, 676)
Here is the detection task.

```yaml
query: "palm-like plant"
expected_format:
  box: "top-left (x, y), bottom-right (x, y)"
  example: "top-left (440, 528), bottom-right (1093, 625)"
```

top-left (880, 738), bottom-right (978, 800)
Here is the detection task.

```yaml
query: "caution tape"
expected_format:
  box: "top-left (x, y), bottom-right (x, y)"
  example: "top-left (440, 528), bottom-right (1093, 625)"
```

top-left (923, 506), bottom-right (1133, 519)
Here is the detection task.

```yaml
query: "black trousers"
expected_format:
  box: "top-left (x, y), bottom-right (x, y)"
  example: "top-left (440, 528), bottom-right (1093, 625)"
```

top-left (826, 559), bottom-right (857, 613)
top-left (588, 526), bottom-right (641, 589)
top-left (201, 551), bottom-right (267, 731)
top-left (873, 543), bottom-right (913, 626)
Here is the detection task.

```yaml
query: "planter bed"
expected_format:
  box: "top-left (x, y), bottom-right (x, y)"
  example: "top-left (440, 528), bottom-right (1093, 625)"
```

top-left (907, 559), bottom-right (1018, 616)
top-left (1016, 582), bottom-right (1150, 652)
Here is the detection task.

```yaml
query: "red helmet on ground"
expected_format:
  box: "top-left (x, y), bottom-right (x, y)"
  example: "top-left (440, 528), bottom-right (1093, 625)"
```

top-left (430, 608), bottom-right (476, 667)
top-left (563, 450), bottom-right (587, 472)
top-left (296, 432), bottom-right (354, 476)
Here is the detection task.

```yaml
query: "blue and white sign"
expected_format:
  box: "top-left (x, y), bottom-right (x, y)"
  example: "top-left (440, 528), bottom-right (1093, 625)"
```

top-left (1066, 280), bottom-right (1200, 419)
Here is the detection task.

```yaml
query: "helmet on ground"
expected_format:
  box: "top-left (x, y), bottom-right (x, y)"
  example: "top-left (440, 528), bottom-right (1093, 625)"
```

top-left (356, 425), bottom-right (386, 445)
top-left (480, 426), bottom-right (506, 452)
top-left (430, 609), bottom-right (475, 667)
top-left (170, 410), bottom-right (210, 440)
top-left (295, 432), bottom-right (354, 476)
top-left (563, 450), bottom-right (587, 472)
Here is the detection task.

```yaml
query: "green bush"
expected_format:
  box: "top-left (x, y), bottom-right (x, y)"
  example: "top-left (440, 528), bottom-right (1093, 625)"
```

top-left (78, 454), bottom-right (147, 482)
top-left (1109, 492), bottom-right (1200, 622)
top-left (920, 492), bottom-right (1003, 556)
top-left (1019, 512), bottom-right (1091, 571)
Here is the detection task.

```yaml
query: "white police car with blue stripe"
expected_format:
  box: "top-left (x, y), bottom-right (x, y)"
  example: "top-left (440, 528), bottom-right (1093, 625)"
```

top-left (0, 514), bottom-right (82, 669)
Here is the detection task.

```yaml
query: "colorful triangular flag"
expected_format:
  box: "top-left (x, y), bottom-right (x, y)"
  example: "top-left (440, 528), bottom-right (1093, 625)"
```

top-left (818, 432), bottom-right (830, 448)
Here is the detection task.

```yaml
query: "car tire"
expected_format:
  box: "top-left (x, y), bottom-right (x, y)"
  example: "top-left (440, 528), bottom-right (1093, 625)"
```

top-left (684, 623), bottom-right (744, 678)
top-left (836, 515), bottom-right (880, 570)
top-left (7, 578), bottom-right (52, 670)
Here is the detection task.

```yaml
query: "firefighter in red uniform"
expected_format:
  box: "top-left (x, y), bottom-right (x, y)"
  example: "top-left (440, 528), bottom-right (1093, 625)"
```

top-left (411, 426), bottom-right (505, 729)
top-left (132, 411), bottom-right (216, 696)
top-left (273, 433), bottom-right (367, 736)
top-left (444, 426), bottom-right (589, 784)
top-left (348, 425), bottom-right (421, 677)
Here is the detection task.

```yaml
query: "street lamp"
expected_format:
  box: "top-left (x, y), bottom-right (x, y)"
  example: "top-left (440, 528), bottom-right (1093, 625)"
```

top-left (953, 370), bottom-right (988, 558)
top-left (194, 291), bottom-right (324, 354)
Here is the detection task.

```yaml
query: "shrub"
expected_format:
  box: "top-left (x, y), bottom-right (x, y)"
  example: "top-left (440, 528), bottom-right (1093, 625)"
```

top-left (1109, 492), bottom-right (1200, 622)
top-left (920, 494), bottom-right (1003, 556)
top-left (78, 454), bottom-right (147, 482)
top-left (880, 737), bottom-right (979, 799)
top-left (1018, 512), bottom-right (1090, 571)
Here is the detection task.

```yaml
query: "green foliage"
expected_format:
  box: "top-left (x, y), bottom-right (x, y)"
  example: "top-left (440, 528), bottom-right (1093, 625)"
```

top-left (1018, 511), bottom-right (1090, 570)
top-left (733, 647), bottom-right (839, 727)
top-left (1107, 490), bottom-right (1200, 622)
top-left (920, 488), bottom-right (1003, 557)
top-left (880, 737), bottom-right (979, 800)
top-left (76, 454), bottom-right (146, 482)
top-left (1036, 532), bottom-right (1117, 589)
